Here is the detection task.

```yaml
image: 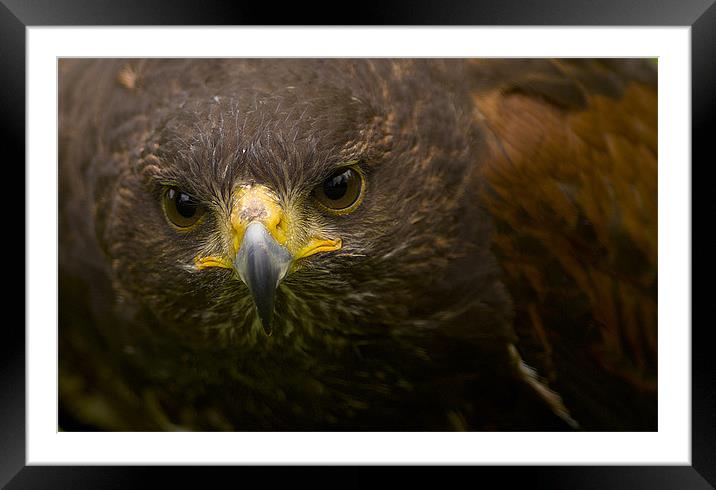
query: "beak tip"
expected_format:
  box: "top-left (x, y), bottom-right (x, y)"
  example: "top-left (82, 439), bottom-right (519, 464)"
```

top-left (256, 307), bottom-right (274, 336)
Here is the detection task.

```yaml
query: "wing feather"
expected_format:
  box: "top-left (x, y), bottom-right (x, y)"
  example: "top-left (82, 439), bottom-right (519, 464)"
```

top-left (470, 59), bottom-right (657, 429)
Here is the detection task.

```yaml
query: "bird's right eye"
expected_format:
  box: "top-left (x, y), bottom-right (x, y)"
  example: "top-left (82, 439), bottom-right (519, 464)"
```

top-left (162, 187), bottom-right (206, 230)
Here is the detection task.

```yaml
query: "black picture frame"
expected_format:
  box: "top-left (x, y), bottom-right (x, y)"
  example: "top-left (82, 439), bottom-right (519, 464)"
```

top-left (4, 0), bottom-right (711, 487)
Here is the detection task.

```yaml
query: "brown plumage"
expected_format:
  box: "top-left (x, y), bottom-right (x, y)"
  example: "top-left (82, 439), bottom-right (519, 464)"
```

top-left (58, 59), bottom-right (656, 431)
top-left (470, 60), bottom-right (657, 428)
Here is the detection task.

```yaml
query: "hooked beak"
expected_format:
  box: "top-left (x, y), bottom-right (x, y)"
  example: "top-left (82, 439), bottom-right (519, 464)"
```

top-left (194, 184), bottom-right (342, 335)
top-left (233, 222), bottom-right (292, 335)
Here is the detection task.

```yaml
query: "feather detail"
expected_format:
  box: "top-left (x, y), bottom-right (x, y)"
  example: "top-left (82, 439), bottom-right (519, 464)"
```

top-left (474, 62), bottom-right (657, 428)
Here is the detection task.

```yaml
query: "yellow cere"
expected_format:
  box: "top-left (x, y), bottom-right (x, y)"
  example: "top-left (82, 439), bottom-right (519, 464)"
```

top-left (229, 185), bottom-right (289, 253)
top-left (194, 184), bottom-right (343, 271)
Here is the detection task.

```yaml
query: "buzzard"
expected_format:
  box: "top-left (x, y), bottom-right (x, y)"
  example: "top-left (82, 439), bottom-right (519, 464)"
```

top-left (59, 59), bottom-right (657, 431)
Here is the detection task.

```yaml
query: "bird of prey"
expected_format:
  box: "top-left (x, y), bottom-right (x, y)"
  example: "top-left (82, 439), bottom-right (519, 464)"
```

top-left (58, 58), bottom-right (657, 431)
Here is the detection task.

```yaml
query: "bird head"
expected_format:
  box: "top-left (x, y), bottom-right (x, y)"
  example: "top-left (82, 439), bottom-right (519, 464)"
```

top-left (97, 59), bottom-right (512, 346)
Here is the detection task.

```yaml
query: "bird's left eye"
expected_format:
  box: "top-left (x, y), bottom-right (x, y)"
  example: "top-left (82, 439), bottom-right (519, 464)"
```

top-left (313, 166), bottom-right (365, 215)
top-left (162, 187), bottom-right (206, 229)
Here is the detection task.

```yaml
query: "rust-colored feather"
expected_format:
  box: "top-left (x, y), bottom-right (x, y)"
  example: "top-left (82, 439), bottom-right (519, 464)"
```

top-left (472, 60), bottom-right (657, 427)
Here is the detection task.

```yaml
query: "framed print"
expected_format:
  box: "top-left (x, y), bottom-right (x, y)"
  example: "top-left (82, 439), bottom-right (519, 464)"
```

top-left (4, 0), bottom-right (711, 486)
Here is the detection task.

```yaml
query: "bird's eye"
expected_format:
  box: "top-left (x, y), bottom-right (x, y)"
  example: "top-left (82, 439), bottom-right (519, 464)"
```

top-left (313, 166), bottom-right (365, 215)
top-left (162, 187), bottom-right (206, 229)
